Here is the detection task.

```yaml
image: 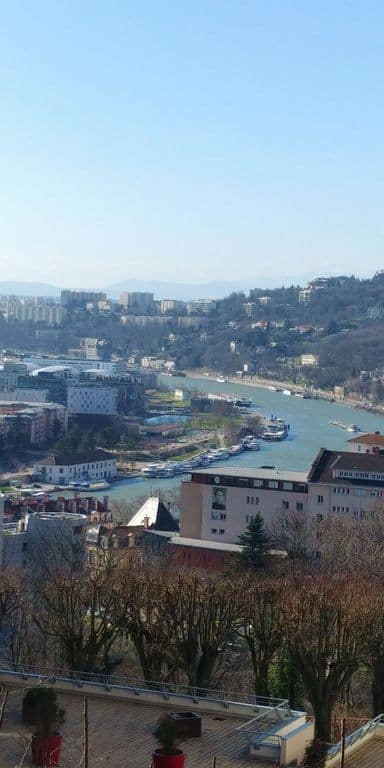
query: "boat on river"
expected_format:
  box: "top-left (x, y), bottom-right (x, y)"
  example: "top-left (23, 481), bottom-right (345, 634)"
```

top-left (329, 419), bottom-right (360, 432)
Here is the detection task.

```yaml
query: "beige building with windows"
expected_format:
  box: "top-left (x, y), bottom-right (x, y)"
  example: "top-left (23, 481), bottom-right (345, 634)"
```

top-left (180, 448), bottom-right (384, 543)
top-left (180, 466), bottom-right (309, 543)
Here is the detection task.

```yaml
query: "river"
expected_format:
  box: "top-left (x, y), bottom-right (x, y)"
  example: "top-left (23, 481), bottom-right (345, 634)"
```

top-left (59, 373), bottom-right (384, 505)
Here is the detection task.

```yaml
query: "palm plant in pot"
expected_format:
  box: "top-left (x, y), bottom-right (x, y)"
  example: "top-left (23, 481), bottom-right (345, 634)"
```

top-left (153, 715), bottom-right (185, 768)
top-left (22, 687), bottom-right (65, 767)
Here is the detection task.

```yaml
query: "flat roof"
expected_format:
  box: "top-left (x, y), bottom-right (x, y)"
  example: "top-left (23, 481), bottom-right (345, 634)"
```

top-left (170, 536), bottom-right (243, 553)
top-left (191, 465), bottom-right (308, 483)
top-left (0, 691), bottom-right (274, 768)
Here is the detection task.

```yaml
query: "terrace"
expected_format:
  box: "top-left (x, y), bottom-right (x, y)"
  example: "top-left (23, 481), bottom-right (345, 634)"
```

top-left (0, 663), bottom-right (312, 767)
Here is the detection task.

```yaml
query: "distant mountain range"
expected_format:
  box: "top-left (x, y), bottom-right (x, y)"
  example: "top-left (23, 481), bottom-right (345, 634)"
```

top-left (0, 282), bottom-right (60, 297)
top-left (0, 272), bottom-right (350, 300)
top-left (103, 273), bottom-right (322, 300)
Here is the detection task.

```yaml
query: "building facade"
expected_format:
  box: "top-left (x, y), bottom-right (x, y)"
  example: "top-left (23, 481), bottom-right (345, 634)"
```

top-left (119, 291), bottom-right (154, 313)
top-left (180, 448), bottom-right (384, 543)
top-left (0, 401), bottom-right (67, 445)
top-left (60, 290), bottom-right (107, 307)
top-left (34, 451), bottom-right (117, 484)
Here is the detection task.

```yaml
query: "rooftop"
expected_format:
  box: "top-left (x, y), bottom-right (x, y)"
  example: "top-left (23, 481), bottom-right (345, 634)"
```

top-left (347, 432), bottom-right (384, 445)
top-left (0, 685), bottom-right (290, 768)
top-left (35, 450), bottom-right (115, 467)
top-left (308, 448), bottom-right (384, 485)
top-left (128, 496), bottom-right (179, 531)
top-left (191, 465), bottom-right (308, 483)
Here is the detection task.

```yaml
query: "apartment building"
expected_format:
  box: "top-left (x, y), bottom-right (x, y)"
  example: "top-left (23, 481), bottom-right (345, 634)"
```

top-left (60, 290), bottom-right (107, 307)
top-left (180, 448), bottom-right (384, 543)
top-left (4, 298), bottom-right (65, 325)
top-left (0, 401), bottom-right (67, 445)
top-left (159, 298), bottom-right (185, 313)
top-left (67, 377), bottom-right (144, 416)
top-left (180, 466), bottom-right (308, 543)
top-left (119, 291), bottom-right (154, 313)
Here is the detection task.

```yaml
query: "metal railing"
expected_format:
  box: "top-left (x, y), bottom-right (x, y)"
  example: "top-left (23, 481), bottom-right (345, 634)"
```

top-left (326, 714), bottom-right (384, 762)
top-left (0, 660), bottom-right (289, 711)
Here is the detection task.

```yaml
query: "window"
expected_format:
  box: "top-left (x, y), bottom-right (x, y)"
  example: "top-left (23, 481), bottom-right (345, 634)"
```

top-left (219, 529), bottom-right (225, 534)
top-left (296, 502), bottom-right (303, 511)
top-left (283, 481), bottom-right (293, 490)
top-left (316, 513), bottom-right (323, 522)
top-left (247, 496), bottom-right (250, 504)
top-left (282, 500), bottom-right (289, 510)
top-left (211, 528), bottom-right (217, 534)
top-left (317, 495), bottom-right (323, 503)
top-left (22, 542), bottom-right (28, 552)
top-left (253, 479), bottom-right (263, 487)
top-left (268, 480), bottom-right (278, 489)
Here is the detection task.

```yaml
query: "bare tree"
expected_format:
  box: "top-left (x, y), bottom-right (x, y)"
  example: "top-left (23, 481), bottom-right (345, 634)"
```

top-left (282, 569), bottom-right (369, 743)
top-left (33, 557), bottom-right (122, 673)
top-left (112, 558), bottom-right (173, 683)
top-left (238, 576), bottom-right (282, 697)
top-left (163, 572), bottom-right (240, 691)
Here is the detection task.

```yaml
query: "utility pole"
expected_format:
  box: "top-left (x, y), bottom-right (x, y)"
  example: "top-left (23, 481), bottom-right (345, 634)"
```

top-left (340, 716), bottom-right (346, 768)
top-left (83, 696), bottom-right (89, 768)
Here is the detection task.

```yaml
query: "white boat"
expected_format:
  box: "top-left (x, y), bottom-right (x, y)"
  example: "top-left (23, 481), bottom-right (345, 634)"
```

top-left (268, 385), bottom-right (277, 391)
top-left (228, 444), bottom-right (244, 456)
top-left (282, 389), bottom-right (292, 396)
top-left (243, 438), bottom-right (261, 451)
top-left (329, 419), bottom-right (360, 432)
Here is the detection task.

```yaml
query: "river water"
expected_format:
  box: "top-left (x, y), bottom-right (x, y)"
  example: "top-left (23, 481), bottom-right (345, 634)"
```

top-left (67, 374), bottom-right (384, 504)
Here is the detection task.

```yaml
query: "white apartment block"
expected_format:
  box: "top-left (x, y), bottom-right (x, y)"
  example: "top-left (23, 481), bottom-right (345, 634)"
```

top-left (5, 299), bottom-right (65, 325)
top-left (180, 447), bottom-right (384, 544)
top-left (159, 299), bottom-right (185, 313)
top-left (34, 451), bottom-right (117, 484)
top-left (67, 385), bottom-right (118, 415)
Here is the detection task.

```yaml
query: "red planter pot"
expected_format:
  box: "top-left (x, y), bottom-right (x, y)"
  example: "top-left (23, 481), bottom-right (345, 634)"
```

top-left (31, 733), bottom-right (62, 766)
top-left (152, 749), bottom-right (185, 768)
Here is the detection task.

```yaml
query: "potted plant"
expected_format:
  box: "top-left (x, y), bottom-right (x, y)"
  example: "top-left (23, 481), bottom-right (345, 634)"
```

top-left (22, 687), bottom-right (65, 767)
top-left (153, 714), bottom-right (185, 768)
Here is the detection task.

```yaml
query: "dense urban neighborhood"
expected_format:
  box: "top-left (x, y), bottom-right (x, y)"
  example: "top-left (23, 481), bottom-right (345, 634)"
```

top-left (1, 277), bottom-right (384, 766)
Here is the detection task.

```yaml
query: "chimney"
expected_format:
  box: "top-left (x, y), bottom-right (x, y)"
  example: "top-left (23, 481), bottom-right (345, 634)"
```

top-left (143, 515), bottom-right (150, 529)
top-left (68, 499), bottom-right (76, 513)
top-left (57, 500), bottom-right (65, 514)
top-left (81, 498), bottom-right (89, 513)
top-left (103, 495), bottom-right (109, 510)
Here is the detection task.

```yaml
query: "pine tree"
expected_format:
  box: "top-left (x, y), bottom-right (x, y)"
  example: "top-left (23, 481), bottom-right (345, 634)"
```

top-left (237, 513), bottom-right (271, 570)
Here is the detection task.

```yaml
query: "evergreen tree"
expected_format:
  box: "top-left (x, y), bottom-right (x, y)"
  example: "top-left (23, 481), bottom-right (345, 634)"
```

top-left (237, 513), bottom-right (270, 570)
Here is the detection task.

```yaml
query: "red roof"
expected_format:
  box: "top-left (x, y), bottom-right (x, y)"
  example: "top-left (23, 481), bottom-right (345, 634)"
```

top-left (348, 433), bottom-right (384, 445)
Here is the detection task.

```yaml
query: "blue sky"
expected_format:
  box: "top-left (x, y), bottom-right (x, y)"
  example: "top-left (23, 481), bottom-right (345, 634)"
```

top-left (1, 1), bottom-right (384, 288)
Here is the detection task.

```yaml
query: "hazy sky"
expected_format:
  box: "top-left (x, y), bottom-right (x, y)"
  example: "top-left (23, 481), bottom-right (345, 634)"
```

top-left (1, 1), bottom-right (384, 288)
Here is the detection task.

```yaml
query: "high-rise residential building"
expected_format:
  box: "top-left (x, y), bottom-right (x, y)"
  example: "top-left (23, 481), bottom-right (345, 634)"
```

top-left (119, 291), bottom-right (154, 313)
top-left (60, 290), bottom-right (107, 307)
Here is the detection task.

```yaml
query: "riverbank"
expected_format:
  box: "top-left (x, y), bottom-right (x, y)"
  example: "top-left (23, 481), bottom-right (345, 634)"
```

top-left (184, 370), bottom-right (384, 416)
